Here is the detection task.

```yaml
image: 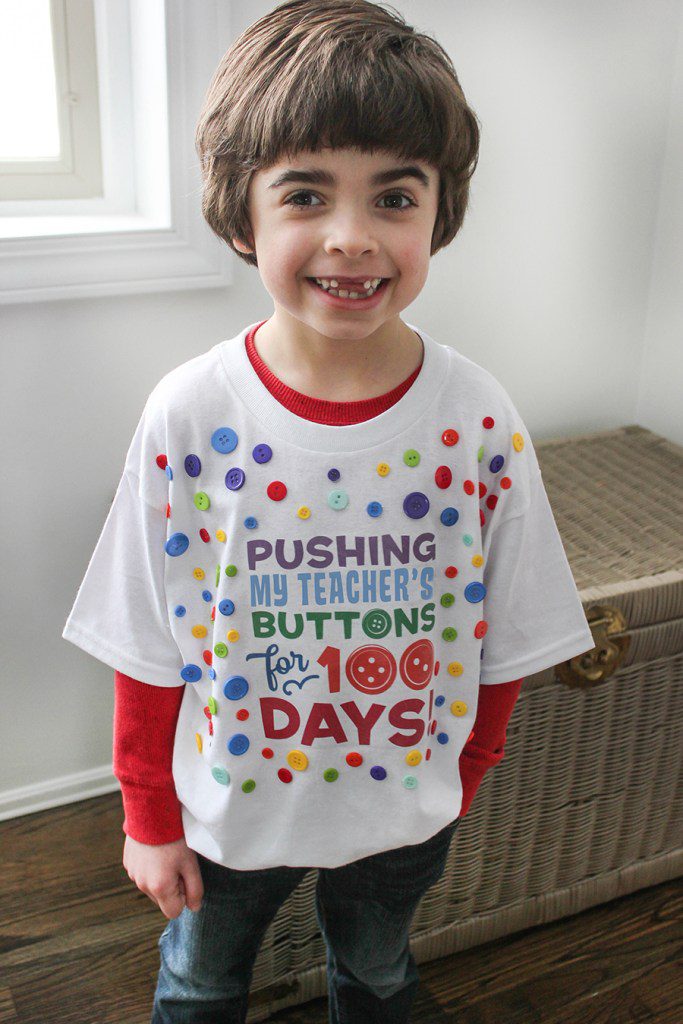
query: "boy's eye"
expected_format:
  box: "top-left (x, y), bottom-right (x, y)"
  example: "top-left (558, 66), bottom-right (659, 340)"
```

top-left (283, 190), bottom-right (416, 211)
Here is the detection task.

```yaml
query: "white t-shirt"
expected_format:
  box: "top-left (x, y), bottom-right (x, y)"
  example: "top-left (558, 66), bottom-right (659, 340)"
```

top-left (62, 322), bottom-right (594, 869)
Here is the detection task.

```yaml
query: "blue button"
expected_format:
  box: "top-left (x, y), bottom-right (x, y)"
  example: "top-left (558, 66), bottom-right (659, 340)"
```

top-left (464, 581), bottom-right (486, 603)
top-left (403, 492), bottom-right (429, 519)
top-left (440, 507), bottom-right (459, 526)
top-left (184, 454), bottom-right (201, 477)
top-left (202, 590), bottom-right (212, 602)
top-left (181, 663), bottom-right (202, 683)
top-left (437, 732), bottom-right (449, 745)
top-left (367, 500), bottom-right (383, 517)
top-left (328, 468), bottom-right (341, 481)
top-left (244, 516), bottom-right (258, 529)
top-left (208, 667), bottom-right (216, 681)
top-left (165, 465), bottom-right (173, 480)
top-left (219, 598), bottom-right (235, 616)
top-left (228, 733), bottom-right (250, 755)
top-left (370, 765), bottom-right (387, 780)
top-left (165, 532), bottom-right (189, 556)
top-left (253, 443), bottom-right (272, 464)
top-left (435, 694), bottom-right (445, 706)
top-left (489, 454), bottom-right (505, 473)
top-left (224, 675), bottom-right (249, 700)
top-left (174, 605), bottom-right (186, 617)
top-left (211, 427), bottom-right (238, 454)
top-left (225, 467), bottom-right (246, 490)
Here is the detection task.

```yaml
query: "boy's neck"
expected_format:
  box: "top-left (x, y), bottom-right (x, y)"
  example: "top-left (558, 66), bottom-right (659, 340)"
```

top-left (252, 314), bottom-right (424, 403)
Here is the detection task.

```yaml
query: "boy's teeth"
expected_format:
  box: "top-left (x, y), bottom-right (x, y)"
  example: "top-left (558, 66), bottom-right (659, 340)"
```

top-left (314, 276), bottom-right (382, 298)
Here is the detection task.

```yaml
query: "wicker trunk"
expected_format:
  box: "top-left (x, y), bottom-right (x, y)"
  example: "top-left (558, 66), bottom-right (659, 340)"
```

top-left (245, 424), bottom-right (683, 1022)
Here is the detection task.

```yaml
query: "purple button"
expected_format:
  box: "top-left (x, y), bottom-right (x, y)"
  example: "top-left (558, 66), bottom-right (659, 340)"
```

top-left (225, 467), bottom-right (246, 490)
top-left (184, 454), bottom-right (201, 477)
top-left (489, 454), bottom-right (505, 473)
top-left (403, 491), bottom-right (430, 519)
top-left (328, 468), bottom-right (341, 481)
top-left (252, 444), bottom-right (272, 464)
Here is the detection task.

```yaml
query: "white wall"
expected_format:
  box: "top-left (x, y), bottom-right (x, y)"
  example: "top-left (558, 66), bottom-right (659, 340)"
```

top-left (1, 0), bottom-right (681, 814)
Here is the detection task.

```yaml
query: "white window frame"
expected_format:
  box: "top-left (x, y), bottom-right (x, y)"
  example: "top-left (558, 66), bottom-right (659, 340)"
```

top-left (0, 0), bottom-right (233, 303)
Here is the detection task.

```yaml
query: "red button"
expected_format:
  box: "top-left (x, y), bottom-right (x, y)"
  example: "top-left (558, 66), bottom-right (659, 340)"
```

top-left (200, 528), bottom-right (210, 543)
top-left (346, 752), bottom-right (363, 767)
top-left (441, 428), bottom-right (459, 446)
top-left (474, 620), bottom-right (488, 639)
top-left (445, 565), bottom-right (458, 577)
top-left (267, 480), bottom-right (287, 501)
top-left (435, 465), bottom-right (452, 489)
top-left (500, 477), bottom-right (512, 490)
top-left (156, 454), bottom-right (168, 469)
top-left (278, 768), bottom-right (293, 783)
top-left (463, 479), bottom-right (475, 495)
top-left (483, 416), bottom-right (495, 429)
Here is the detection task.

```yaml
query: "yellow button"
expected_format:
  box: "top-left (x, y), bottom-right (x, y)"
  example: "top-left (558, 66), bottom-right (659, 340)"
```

top-left (472, 554), bottom-right (484, 568)
top-left (287, 749), bottom-right (309, 771)
top-left (513, 432), bottom-right (525, 451)
top-left (406, 750), bottom-right (422, 766)
top-left (297, 506), bottom-right (311, 519)
top-left (447, 661), bottom-right (464, 676)
top-left (193, 567), bottom-right (205, 580)
top-left (216, 529), bottom-right (226, 542)
top-left (191, 624), bottom-right (207, 639)
top-left (450, 700), bottom-right (468, 716)
top-left (227, 629), bottom-right (240, 642)
top-left (377, 462), bottom-right (390, 477)
top-left (195, 732), bottom-right (203, 753)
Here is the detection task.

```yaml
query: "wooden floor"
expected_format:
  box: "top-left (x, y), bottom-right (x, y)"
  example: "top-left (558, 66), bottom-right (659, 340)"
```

top-left (1, 792), bottom-right (681, 1024)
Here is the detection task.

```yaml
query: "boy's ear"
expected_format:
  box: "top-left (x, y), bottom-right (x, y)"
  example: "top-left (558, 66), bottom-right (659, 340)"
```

top-left (232, 235), bottom-right (255, 254)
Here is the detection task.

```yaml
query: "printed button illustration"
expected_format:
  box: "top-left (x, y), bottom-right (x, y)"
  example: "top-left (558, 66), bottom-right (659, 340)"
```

top-left (225, 468), bottom-right (246, 490)
top-left (165, 532), bottom-right (189, 556)
top-left (400, 639), bottom-right (434, 690)
top-left (346, 644), bottom-right (397, 693)
top-left (184, 454), bottom-right (201, 477)
top-left (362, 608), bottom-right (392, 638)
top-left (252, 443), bottom-right (272, 463)
top-left (211, 427), bottom-right (238, 454)
top-left (403, 491), bottom-right (429, 519)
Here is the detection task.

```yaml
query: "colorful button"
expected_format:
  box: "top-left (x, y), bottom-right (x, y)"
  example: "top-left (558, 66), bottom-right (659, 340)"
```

top-left (472, 555), bottom-right (484, 568)
top-left (483, 416), bottom-right (495, 429)
top-left (440, 593), bottom-right (455, 607)
top-left (193, 568), bottom-right (205, 580)
top-left (323, 768), bottom-right (339, 781)
top-left (174, 605), bottom-right (186, 616)
top-left (442, 627), bottom-right (457, 641)
top-left (447, 661), bottom-right (463, 676)
top-left (406, 750), bottom-right (422, 766)
top-left (227, 734), bottom-right (249, 755)
top-left (465, 582), bottom-right (486, 603)
top-left (216, 529), bottom-right (226, 542)
top-left (297, 505), bottom-right (311, 519)
top-left (328, 489), bottom-right (348, 510)
top-left (287, 750), bottom-right (308, 771)
top-left (242, 779), bottom-right (256, 792)
top-left (474, 620), bottom-right (488, 639)
top-left (202, 590), bottom-right (212, 602)
top-left (367, 501), bottom-right (383, 517)
top-left (435, 465), bottom-right (452, 488)
top-left (403, 448), bottom-right (420, 467)
top-left (224, 675), bottom-right (249, 700)
top-left (512, 432), bottom-right (525, 451)
top-left (227, 629), bottom-right (239, 642)
top-left (208, 696), bottom-right (218, 715)
top-left (211, 766), bottom-right (230, 785)
top-left (370, 766), bottom-right (387, 781)
top-left (489, 454), bottom-right (505, 473)
top-left (184, 454), bottom-right (201, 477)
top-left (191, 624), bottom-right (207, 639)
top-left (440, 507), bottom-right (458, 526)
top-left (214, 642), bottom-right (228, 658)
top-left (200, 529), bottom-right (211, 544)
top-left (451, 700), bottom-right (468, 716)
top-left (180, 663), bottom-right (202, 683)
top-left (445, 566), bottom-right (458, 578)
top-left (402, 775), bottom-right (418, 789)
top-left (219, 598), bottom-right (235, 616)
top-left (224, 564), bottom-right (237, 577)
top-left (442, 429), bottom-right (459, 446)
top-left (267, 480), bottom-right (287, 501)
top-left (195, 732), bottom-right (203, 753)
top-left (194, 492), bottom-right (210, 511)
top-left (328, 468), bottom-right (341, 481)
top-left (403, 491), bottom-right (429, 519)
top-left (252, 443), bottom-right (272, 463)
top-left (244, 516), bottom-right (258, 529)
top-left (211, 427), bottom-right (238, 454)
top-left (377, 462), bottom-right (390, 476)
top-left (346, 752), bottom-right (363, 767)
top-left (165, 532), bottom-right (189, 556)
top-left (225, 468), bottom-right (246, 490)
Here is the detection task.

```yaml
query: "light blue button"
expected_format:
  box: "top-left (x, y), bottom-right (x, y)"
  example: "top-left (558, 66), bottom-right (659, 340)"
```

top-left (211, 427), bottom-right (238, 454)
top-left (328, 489), bottom-right (349, 510)
top-left (367, 501), bottom-right (383, 517)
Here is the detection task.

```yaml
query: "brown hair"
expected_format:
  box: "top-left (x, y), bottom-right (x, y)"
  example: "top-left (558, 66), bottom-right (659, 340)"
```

top-left (195, 0), bottom-right (480, 268)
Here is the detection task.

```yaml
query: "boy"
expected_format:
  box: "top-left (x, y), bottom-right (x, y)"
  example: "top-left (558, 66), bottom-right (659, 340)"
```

top-left (62, 2), bottom-right (595, 1021)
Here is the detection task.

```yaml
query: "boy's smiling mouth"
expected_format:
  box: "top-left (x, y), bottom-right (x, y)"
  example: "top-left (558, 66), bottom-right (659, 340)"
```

top-left (307, 276), bottom-right (389, 300)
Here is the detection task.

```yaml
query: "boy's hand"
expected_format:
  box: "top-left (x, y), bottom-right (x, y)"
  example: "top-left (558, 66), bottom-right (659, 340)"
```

top-left (123, 834), bottom-right (204, 920)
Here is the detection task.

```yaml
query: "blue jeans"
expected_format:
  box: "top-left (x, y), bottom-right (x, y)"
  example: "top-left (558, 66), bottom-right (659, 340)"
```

top-left (151, 816), bottom-right (461, 1023)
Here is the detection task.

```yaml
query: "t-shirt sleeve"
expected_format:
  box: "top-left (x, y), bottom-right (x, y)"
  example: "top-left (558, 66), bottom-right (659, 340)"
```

top-left (478, 402), bottom-right (595, 685)
top-left (62, 385), bottom-right (185, 687)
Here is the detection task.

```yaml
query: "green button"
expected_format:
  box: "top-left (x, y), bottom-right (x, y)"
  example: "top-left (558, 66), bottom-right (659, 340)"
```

top-left (442, 627), bottom-right (458, 641)
top-left (215, 563), bottom-right (220, 586)
top-left (477, 445), bottom-right (485, 462)
top-left (323, 768), bottom-right (339, 782)
top-left (208, 696), bottom-right (218, 714)
top-left (403, 448), bottom-right (420, 467)
top-left (224, 564), bottom-right (237, 577)
top-left (214, 642), bottom-right (228, 658)
top-left (402, 775), bottom-right (418, 789)
top-left (362, 608), bottom-right (392, 639)
top-left (242, 779), bottom-right (256, 793)
top-left (194, 491), bottom-right (210, 511)
top-left (440, 593), bottom-right (455, 607)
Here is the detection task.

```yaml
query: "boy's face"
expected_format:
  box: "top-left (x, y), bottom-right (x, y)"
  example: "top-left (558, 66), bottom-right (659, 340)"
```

top-left (233, 146), bottom-right (440, 345)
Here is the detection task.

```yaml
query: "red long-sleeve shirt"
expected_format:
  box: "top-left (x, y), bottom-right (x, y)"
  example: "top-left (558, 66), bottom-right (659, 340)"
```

top-left (114, 322), bottom-right (524, 844)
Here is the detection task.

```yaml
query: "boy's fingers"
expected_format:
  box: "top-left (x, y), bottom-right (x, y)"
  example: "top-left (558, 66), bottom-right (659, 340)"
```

top-left (181, 858), bottom-right (205, 912)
